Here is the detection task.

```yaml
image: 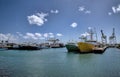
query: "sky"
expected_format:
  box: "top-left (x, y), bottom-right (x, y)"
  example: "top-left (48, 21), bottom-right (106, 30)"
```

top-left (0, 0), bottom-right (120, 43)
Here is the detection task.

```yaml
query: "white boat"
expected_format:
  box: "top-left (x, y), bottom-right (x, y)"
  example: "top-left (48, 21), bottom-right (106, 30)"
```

top-left (48, 38), bottom-right (64, 48)
top-left (0, 43), bottom-right (7, 51)
top-left (0, 47), bottom-right (7, 51)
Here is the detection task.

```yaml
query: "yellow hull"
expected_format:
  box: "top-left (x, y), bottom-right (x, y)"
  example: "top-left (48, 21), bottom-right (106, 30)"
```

top-left (77, 42), bottom-right (95, 52)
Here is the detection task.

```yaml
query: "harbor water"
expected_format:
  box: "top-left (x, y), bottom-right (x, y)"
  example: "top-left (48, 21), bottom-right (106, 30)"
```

top-left (0, 48), bottom-right (120, 77)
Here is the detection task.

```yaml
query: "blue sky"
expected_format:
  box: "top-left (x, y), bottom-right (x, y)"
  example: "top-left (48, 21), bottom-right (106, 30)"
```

top-left (0, 0), bottom-right (120, 43)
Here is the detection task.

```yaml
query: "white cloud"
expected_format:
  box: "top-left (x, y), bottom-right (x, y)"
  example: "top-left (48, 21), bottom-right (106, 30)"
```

top-left (116, 5), bottom-right (120, 12)
top-left (36, 13), bottom-right (48, 22)
top-left (112, 4), bottom-right (120, 14)
top-left (21, 32), bottom-right (55, 40)
top-left (112, 6), bottom-right (116, 13)
top-left (35, 33), bottom-right (42, 37)
top-left (48, 32), bottom-right (53, 35)
top-left (81, 32), bottom-right (90, 37)
top-left (0, 33), bottom-right (18, 42)
top-left (0, 33), bottom-right (8, 40)
top-left (0, 32), bottom-right (64, 43)
top-left (78, 6), bottom-right (91, 14)
top-left (85, 10), bottom-right (91, 14)
top-left (16, 32), bottom-right (23, 36)
top-left (78, 6), bottom-right (85, 11)
top-left (88, 27), bottom-right (92, 30)
top-left (49, 33), bottom-right (54, 38)
top-left (49, 35), bottom-right (54, 38)
top-left (108, 12), bottom-right (112, 15)
top-left (26, 33), bottom-right (34, 37)
top-left (70, 22), bottom-right (78, 28)
top-left (50, 10), bottom-right (59, 14)
top-left (17, 32), bottom-right (43, 40)
top-left (56, 33), bottom-right (63, 37)
top-left (26, 33), bottom-right (38, 40)
top-left (43, 33), bottom-right (49, 38)
top-left (43, 33), bottom-right (54, 38)
top-left (27, 15), bottom-right (44, 26)
top-left (27, 12), bottom-right (48, 26)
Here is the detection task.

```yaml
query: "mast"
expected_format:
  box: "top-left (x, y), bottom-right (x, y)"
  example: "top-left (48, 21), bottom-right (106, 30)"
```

top-left (94, 28), bottom-right (98, 42)
top-left (88, 27), bottom-right (94, 41)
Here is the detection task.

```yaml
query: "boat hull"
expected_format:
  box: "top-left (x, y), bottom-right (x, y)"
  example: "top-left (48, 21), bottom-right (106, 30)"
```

top-left (93, 47), bottom-right (107, 54)
top-left (77, 42), bottom-right (95, 53)
top-left (65, 44), bottom-right (80, 52)
top-left (18, 46), bottom-right (40, 50)
top-left (0, 48), bottom-right (7, 51)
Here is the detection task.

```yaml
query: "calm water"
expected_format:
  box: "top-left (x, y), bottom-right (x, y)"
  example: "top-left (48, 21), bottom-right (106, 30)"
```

top-left (0, 48), bottom-right (120, 77)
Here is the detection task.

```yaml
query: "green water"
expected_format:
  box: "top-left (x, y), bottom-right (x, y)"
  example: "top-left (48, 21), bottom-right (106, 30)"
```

top-left (0, 48), bottom-right (120, 77)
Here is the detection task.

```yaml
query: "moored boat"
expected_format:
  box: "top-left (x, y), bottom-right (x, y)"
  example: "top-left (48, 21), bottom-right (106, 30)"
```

top-left (0, 42), bottom-right (8, 50)
top-left (77, 27), bottom-right (102, 53)
top-left (18, 45), bottom-right (41, 50)
top-left (93, 46), bottom-right (107, 54)
top-left (77, 41), bottom-right (95, 53)
top-left (65, 42), bottom-right (80, 52)
top-left (0, 47), bottom-right (7, 51)
top-left (50, 43), bottom-right (64, 48)
top-left (40, 43), bottom-right (50, 49)
top-left (48, 38), bottom-right (65, 48)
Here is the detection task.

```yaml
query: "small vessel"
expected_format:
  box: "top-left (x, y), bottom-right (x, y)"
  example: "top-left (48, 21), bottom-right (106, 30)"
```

top-left (48, 38), bottom-right (64, 48)
top-left (50, 43), bottom-right (61, 48)
top-left (0, 42), bottom-right (7, 51)
top-left (40, 43), bottom-right (50, 49)
top-left (50, 43), bottom-right (64, 48)
top-left (18, 45), bottom-right (41, 50)
top-left (6, 43), bottom-right (19, 50)
top-left (0, 47), bottom-right (7, 51)
top-left (17, 43), bottom-right (41, 50)
top-left (65, 42), bottom-right (80, 52)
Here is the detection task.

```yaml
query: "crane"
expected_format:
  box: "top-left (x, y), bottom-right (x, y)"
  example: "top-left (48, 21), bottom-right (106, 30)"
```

top-left (109, 28), bottom-right (116, 45)
top-left (101, 30), bottom-right (107, 45)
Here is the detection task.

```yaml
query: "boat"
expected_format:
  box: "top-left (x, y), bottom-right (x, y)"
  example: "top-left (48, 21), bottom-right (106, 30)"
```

top-left (6, 43), bottom-right (19, 50)
top-left (50, 43), bottom-right (64, 48)
top-left (0, 42), bottom-right (7, 50)
top-left (40, 43), bottom-right (50, 49)
top-left (48, 38), bottom-right (65, 48)
top-left (77, 41), bottom-right (95, 53)
top-left (78, 40), bottom-right (107, 53)
top-left (0, 47), bottom-right (7, 51)
top-left (65, 42), bottom-right (80, 52)
top-left (93, 46), bottom-right (107, 54)
top-left (77, 27), bottom-right (105, 53)
top-left (18, 45), bottom-right (41, 50)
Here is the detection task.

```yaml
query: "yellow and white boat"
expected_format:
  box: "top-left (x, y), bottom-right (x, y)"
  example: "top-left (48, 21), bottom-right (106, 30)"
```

top-left (78, 27), bottom-right (98, 53)
top-left (77, 41), bottom-right (96, 53)
top-left (77, 27), bottom-right (107, 53)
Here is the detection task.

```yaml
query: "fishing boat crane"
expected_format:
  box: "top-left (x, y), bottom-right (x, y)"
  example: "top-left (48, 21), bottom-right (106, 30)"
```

top-left (87, 27), bottom-right (94, 41)
top-left (101, 30), bottom-right (107, 45)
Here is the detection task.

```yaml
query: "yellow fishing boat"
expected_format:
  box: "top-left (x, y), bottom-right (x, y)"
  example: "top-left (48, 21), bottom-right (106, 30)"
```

top-left (77, 27), bottom-right (97, 53)
top-left (77, 27), bottom-right (108, 53)
top-left (77, 41), bottom-right (96, 53)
